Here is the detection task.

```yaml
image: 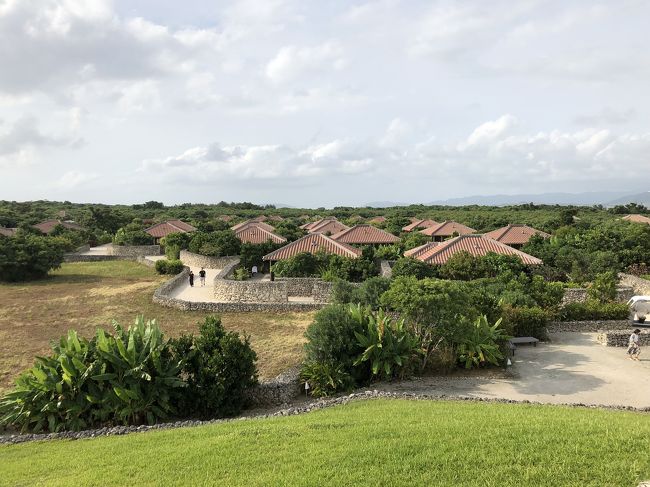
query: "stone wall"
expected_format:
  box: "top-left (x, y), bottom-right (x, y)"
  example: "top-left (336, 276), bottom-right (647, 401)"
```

top-left (108, 245), bottom-right (161, 258)
top-left (597, 330), bottom-right (650, 347)
top-left (179, 250), bottom-right (239, 270)
top-left (547, 320), bottom-right (631, 333)
top-left (561, 286), bottom-right (634, 305)
top-left (619, 273), bottom-right (650, 296)
top-left (63, 254), bottom-right (122, 263)
top-left (275, 277), bottom-right (322, 297)
top-left (245, 367), bottom-right (302, 407)
top-left (380, 260), bottom-right (393, 278)
top-left (215, 279), bottom-right (288, 303)
top-left (313, 280), bottom-right (335, 303)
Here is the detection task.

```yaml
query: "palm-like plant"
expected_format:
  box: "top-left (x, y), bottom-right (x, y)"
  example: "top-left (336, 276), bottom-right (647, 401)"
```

top-left (457, 316), bottom-right (510, 369)
top-left (351, 305), bottom-right (418, 380)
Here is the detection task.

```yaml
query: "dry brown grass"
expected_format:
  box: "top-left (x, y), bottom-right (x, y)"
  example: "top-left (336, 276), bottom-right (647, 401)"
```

top-left (0, 261), bottom-right (314, 392)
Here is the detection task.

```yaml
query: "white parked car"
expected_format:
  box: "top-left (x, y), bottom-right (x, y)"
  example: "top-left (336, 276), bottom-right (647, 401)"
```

top-left (627, 296), bottom-right (650, 324)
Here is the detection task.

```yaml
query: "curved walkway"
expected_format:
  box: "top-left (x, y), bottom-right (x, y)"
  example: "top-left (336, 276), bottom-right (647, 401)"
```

top-left (377, 332), bottom-right (650, 408)
top-left (170, 265), bottom-right (221, 302)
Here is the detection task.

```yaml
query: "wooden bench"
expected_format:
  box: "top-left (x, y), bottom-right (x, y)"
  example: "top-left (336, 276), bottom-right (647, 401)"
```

top-left (508, 337), bottom-right (539, 355)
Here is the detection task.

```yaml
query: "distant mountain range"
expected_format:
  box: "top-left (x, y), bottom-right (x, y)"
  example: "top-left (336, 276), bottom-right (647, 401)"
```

top-left (366, 191), bottom-right (650, 208)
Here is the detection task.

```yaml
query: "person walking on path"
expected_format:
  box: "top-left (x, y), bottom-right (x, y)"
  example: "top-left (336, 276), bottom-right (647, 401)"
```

top-left (199, 267), bottom-right (206, 286)
top-left (627, 329), bottom-right (641, 361)
top-left (251, 265), bottom-right (258, 277)
top-left (189, 270), bottom-right (195, 287)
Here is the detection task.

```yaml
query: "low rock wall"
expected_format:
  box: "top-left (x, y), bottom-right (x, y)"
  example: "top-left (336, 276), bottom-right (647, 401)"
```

top-left (619, 273), bottom-right (650, 296)
top-left (561, 286), bottom-right (634, 305)
top-left (63, 254), bottom-right (122, 263)
top-left (313, 280), bottom-right (335, 303)
top-left (275, 277), bottom-right (322, 297)
top-left (179, 250), bottom-right (238, 270)
top-left (136, 256), bottom-right (156, 268)
top-left (245, 367), bottom-right (302, 407)
top-left (547, 320), bottom-right (631, 333)
top-left (215, 279), bottom-right (288, 303)
top-left (109, 245), bottom-right (162, 258)
top-left (380, 260), bottom-right (393, 278)
top-left (597, 330), bottom-right (650, 347)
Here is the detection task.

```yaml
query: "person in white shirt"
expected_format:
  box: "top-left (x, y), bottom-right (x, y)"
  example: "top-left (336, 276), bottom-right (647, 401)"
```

top-left (251, 265), bottom-right (258, 276)
top-left (627, 329), bottom-right (641, 361)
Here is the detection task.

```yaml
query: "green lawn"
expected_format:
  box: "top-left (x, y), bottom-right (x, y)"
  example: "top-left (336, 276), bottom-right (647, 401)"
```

top-left (2, 399), bottom-right (649, 486)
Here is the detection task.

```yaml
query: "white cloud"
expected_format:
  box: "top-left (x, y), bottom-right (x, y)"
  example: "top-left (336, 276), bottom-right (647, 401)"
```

top-left (266, 42), bottom-right (346, 83)
top-left (54, 170), bottom-right (98, 189)
top-left (140, 115), bottom-right (650, 192)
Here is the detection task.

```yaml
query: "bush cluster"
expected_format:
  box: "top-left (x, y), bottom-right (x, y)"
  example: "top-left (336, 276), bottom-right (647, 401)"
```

top-left (0, 233), bottom-right (66, 282)
top-left (558, 301), bottom-right (629, 321)
top-left (154, 259), bottom-right (184, 275)
top-left (0, 316), bottom-right (257, 433)
top-left (273, 249), bottom-right (378, 282)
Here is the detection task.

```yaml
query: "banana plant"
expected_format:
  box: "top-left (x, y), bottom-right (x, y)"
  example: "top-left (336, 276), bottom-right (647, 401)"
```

top-left (457, 316), bottom-right (511, 369)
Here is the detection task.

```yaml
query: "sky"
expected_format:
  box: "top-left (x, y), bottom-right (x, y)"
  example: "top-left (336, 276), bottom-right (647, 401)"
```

top-left (0, 0), bottom-right (649, 207)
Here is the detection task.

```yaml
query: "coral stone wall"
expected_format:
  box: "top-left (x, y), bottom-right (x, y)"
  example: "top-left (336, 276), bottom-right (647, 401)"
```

top-left (179, 250), bottom-right (239, 270)
top-left (380, 260), bottom-right (393, 278)
top-left (245, 367), bottom-right (302, 407)
top-left (108, 245), bottom-right (162, 257)
top-left (597, 330), bottom-right (650, 347)
top-left (619, 273), bottom-right (650, 296)
top-left (312, 281), bottom-right (335, 303)
top-left (214, 280), bottom-right (288, 303)
top-left (547, 320), bottom-right (631, 333)
top-left (274, 277), bottom-right (322, 297)
top-left (561, 287), bottom-right (634, 305)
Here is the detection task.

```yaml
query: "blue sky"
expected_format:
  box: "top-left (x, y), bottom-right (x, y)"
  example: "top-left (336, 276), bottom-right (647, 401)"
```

top-left (1, 0), bottom-right (648, 207)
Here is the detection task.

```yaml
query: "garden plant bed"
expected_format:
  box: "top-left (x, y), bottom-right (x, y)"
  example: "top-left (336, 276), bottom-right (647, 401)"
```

top-left (2, 395), bottom-right (649, 486)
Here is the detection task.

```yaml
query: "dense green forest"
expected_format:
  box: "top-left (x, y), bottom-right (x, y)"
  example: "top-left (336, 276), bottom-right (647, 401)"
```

top-left (1, 199), bottom-right (647, 233)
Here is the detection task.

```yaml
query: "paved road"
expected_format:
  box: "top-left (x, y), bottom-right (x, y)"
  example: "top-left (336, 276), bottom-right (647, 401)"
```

top-left (377, 332), bottom-right (650, 408)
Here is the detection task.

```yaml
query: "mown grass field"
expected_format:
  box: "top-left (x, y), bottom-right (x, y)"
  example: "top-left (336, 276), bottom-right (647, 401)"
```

top-left (0, 261), bottom-right (313, 392)
top-left (2, 399), bottom-right (649, 486)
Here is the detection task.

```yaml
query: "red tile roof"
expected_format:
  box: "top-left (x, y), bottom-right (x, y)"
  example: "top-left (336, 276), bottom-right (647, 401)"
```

top-left (231, 220), bottom-right (275, 232)
top-left (0, 227), bottom-right (17, 237)
top-left (403, 242), bottom-right (440, 258)
top-left (623, 214), bottom-right (650, 225)
top-left (263, 233), bottom-right (361, 261)
top-left (251, 215), bottom-right (268, 222)
top-left (217, 215), bottom-right (234, 222)
top-left (483, 224), bottom-right (550, 245)
top-left (145, 220), bottom-right (196, 238)
top-left (402, 219), bottom-right (438, 232)
top-left (268, 215), bottom-right (285, 222)
top-left (33, 220), bottom-right (85, 234)
top-left (300, 217), bottom-right (336, 230)
top-left (419, 220), bottom-right (475, 237)
top-left (331, 224), bottom-right (399, 245)
top-left (235, 225), bottom-right (287, 244)
top-left (414, 234), bottom-right (543, 265)
top-left (308, 219), bottom-right (350, 235)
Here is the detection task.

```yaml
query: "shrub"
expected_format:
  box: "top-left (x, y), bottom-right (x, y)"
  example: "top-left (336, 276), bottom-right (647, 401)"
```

top-left (155, 259), bottom-right (184, 275)
top-left (188, 230), bottom-right (240, 257)
top-left (330, 277), bottom-right (390, 310)
top-left (587, 271), bottom-right (618, 303)
top-left (500, 305), bottom-right (548, 340)
top-left (171, 316), bottom-right (257, 418)
top-left (303, 305), bottom-right (367, 382)
top-left (0, 317), bottom-right (184, 433)
top-left (299, 362), bottom-right (354, 398)
top-left (559, 301), bottom-right (629, 321)
top-left (113, 222), bottom-right (152, 246)
top-left (161, 232), bottom-right (192, 259)
top-left (391, 257), bottom-right (437, 280)
top-left (351, 306), bottom-right (419, 381)
top-left (456, 316), bottom-right (510, 369)
top-left (0, 234), bottom-right (66, 281)
top-left (233, 267), bottom-right (249, 281)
